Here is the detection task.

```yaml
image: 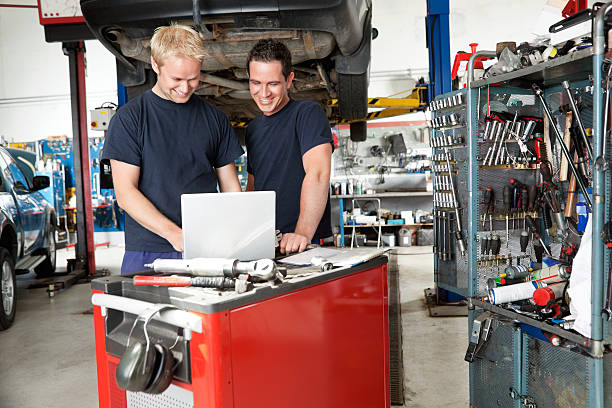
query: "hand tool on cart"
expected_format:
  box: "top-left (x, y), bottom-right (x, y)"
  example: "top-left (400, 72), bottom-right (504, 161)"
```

top-left (494, 121), bottom-right (510, 166)
top-left (441, 211), bottom-right (448, 261)
top-left (533, 240), bottom-right (545, 264)
top-left (565, 152), bottom-right (579, 221)
top-left (144, 258), bottom-right (282, 282)
top-left (600, 222), bottom-right (612, 319)
top-left (444, 149), bottom-right (467, 256)
top-left (557, 110), bottom-right (573, 181)
top-left (503, 185), bottom-right (512, 248)
top-left (487, 121), bottom-right (502, 166)
top-left (517, 185), bottom-right (530, 253)
top-left (481, 187), bottom-right (494, 228)
top-left (464, 311), bottom-right (493, 363)
top-left (480, 188), bottom-right (495, 259)
top-left (603, 262), bottom-right (612, 320)
top-left (532, 83), bottom-right (592, 210)
top-left (561, 80), bottom-right (593, 162)
top-left (526, 215), bottom-right (552, 257)
top-left (133, 275), bottom-right (254, 293)
top-left (542, 187), bottom-right (566, 233)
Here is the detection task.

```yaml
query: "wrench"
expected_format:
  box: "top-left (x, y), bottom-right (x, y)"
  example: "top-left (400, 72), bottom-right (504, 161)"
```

top-left (603, 262), bottom-right (612, 320)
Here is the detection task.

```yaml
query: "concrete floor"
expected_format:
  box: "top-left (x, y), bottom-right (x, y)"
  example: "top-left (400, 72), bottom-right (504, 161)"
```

top-left (0, 245), bottom-right (469, 408)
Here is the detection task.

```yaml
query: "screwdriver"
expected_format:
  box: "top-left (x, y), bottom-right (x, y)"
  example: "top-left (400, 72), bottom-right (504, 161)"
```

top-left (526, 215), bottom-right (552, 257)
top-left (533, 240), bottom-right (544, 264)
top-left (521, 187), bottom-right (529, 229)
top-left (520, 187), bottom-right (530, 252)
top-left (491, 234), bottom-right (501, 266)
top-left (503, 185), bottom-right (512, 248)
top-left (527, 185), bottom-right (538, 212)
top-left (509, 179), bottom-right (526, 230)
top-left (481, 234), bottom-right (490, 256)
top-left (482, 188), bottom-right (494, 227)
top-left (512, 186), bottom-right (520, 230)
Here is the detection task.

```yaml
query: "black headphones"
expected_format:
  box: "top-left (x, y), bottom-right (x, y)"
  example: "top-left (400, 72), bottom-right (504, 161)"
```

top-left (115, 305), bottom-right (178, 394)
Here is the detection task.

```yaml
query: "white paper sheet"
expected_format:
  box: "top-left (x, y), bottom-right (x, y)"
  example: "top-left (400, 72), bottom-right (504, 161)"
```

top-left (278, 247), bottom-right (386, 267)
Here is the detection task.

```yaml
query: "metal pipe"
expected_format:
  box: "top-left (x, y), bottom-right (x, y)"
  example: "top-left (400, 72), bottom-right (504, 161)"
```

top-left (593, 1), bottom-right (612, 347)
top-left (107, 30), bottom-right (144, 58)
top-left (561, 80), bottom-right (593, 161)
top-left (192, 0), bottom-right (214, 39)
top-left (444, 149), bottom-right (466, 256)
top-left (467, 51), bottom-right (496, 87)
top-left (532, 84), bottom-right (592, 209)
top-left (0, 3), bottom-right (37, 8)
top-left (316, 63), bottom-right (336, 98)
top-left (199, 73), bottom-right (249, 90)
top-left (589, 4), bottom-right (612, 407)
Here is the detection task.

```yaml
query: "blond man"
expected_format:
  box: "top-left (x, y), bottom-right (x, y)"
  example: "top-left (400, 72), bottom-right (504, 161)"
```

top-left (102, 24), bottom-right (243, 274)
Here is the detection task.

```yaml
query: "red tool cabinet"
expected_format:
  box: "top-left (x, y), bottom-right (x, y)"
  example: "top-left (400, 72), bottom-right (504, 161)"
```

top-left (91, 257), bottom-right (390, 408)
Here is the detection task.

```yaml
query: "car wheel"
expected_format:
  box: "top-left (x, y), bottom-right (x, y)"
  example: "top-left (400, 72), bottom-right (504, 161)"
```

top-left (338, 72), bottom-right (368, 121)
top-left (34, 225), bottom-right (56, 278)
top-left (350, 121), bottom-right (367, 142)
top-left (0, 248), bottom-right (16, 331)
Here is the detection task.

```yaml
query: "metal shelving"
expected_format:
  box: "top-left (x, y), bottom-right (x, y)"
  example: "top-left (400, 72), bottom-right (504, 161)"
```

top-left (471, 47), bottom-right (594, 88)
top-left (431, 5), bottom-right (612, 407)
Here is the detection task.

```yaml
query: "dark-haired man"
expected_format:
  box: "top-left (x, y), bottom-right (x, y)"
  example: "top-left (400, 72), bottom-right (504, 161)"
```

top-left (245, 39), bottom-right (333, 254)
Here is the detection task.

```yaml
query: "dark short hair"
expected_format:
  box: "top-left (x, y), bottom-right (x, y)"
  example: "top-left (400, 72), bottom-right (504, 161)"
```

top-left (246, 39), bottom-right (293, 79)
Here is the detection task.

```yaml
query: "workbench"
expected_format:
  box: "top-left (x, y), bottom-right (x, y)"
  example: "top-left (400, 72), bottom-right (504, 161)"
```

top-left (91, 256), bottom-right (390, 408)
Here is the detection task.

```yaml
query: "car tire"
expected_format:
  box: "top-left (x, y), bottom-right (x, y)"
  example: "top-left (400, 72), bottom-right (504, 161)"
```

top-left (0, 248), bottom-right (16, 331)
top-left (34, 225), bottom-right (56, 278)
top-left (338, 72), bottom-right (368, 121)
top-left (350, 121), bottom-right (367, 142)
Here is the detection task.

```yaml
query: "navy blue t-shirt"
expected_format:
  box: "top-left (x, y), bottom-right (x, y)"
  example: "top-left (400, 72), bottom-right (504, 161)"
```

top-left (246, 99), bottom-right (333, 239)
top-left (102, 90), bottom-right (244, 252)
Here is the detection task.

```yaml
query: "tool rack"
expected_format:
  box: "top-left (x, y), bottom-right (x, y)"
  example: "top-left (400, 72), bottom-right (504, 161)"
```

top-left (431, 6), bottom-right (612, 407)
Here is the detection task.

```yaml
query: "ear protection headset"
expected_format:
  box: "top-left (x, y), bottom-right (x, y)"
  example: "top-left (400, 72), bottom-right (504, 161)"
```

top-left (115, 304), bottom-right (179, 394)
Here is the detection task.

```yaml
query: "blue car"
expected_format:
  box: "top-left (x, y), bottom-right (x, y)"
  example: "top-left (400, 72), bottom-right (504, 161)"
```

top-left (0, 147), bottom-right (57, 330)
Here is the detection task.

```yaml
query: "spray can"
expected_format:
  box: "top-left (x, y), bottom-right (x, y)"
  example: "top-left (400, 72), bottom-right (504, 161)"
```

top-left (502, 265), bottom-right (532, 279)
top-left (489, 280), bottom-right (546, 305)
top-left (533, 281), bottom-right (567, 306)
top-left (527, 264), bottom-right (571, 281)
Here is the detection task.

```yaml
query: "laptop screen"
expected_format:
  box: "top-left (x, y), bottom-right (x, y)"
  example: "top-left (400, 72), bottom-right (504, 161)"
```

top-left (181, 191), bottom-right (276, 261)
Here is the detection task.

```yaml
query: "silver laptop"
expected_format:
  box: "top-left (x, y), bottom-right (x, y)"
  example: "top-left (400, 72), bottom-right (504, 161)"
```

top-left (181, 191), bottom-right (276, 260)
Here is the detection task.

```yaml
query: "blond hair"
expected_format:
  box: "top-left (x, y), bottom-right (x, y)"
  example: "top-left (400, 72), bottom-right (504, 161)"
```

top-left (150, 23), bottom-right (205, 66)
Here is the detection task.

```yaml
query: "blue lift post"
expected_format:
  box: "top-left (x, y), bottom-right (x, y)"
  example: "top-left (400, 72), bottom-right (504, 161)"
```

top-left (426, 0), bottom-right (463, 303)
top-left (117, 80), bottom-right (128, 107)
top-left (426, 0), bottom-right (451, 101)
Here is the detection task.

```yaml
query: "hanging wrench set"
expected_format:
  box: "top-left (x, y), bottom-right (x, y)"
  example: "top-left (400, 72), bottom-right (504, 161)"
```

top-left (430, 90), bottom-right (471, 294)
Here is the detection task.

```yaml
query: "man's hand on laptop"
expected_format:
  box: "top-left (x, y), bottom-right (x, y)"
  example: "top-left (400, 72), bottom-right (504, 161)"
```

top-left (280, 233), bottom-right (309, 254)
top-left (165, 227), bottom-right (184, 252)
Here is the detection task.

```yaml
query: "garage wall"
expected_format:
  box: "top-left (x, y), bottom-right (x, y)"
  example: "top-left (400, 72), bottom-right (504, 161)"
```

top-left (0, 5), bottom-right (117, 143)
top-left (0, 1), bottom-right (598, 143)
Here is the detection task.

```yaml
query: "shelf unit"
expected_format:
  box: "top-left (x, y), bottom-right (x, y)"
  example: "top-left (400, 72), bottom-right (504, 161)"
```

top-left (335, 191), bottom-right (433, 246)
top-left (431, 7), bottom-right (612, 407)
top-left (331, 191), bottom-right (433, 199)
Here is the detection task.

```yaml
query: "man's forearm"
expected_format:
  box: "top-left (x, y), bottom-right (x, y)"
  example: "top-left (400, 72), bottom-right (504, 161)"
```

top-left (116, 186), bottom-right (181, 243)
top-left (294, 172), bottom-right (329, 240)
